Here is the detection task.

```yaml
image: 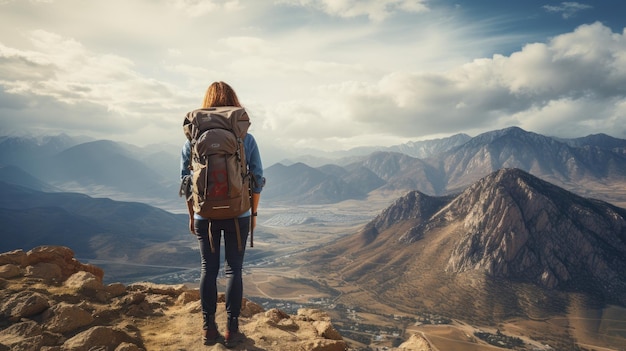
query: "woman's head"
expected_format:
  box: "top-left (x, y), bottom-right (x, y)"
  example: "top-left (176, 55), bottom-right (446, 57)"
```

top-left (202, 81), bottom-right (241, 108)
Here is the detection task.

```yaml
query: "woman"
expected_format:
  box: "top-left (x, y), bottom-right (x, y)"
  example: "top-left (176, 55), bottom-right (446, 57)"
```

top-left (180, 81), bottom-right (263, 347)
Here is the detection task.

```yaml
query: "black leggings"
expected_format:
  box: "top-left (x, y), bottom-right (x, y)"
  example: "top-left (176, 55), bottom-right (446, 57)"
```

top-left (194, 217), bottom-right (249, 329)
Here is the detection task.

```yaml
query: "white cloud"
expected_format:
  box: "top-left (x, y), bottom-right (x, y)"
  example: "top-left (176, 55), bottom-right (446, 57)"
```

top-left (543, 2), bottom-right (592, 19)
top-left (1, 1), bottom-right (626, 163)
top-left (0, 29), bottom-right (193, 145)
top-left (277, 0), bottom-right (429, 22)
top-left (299, 22), bottom-right (626, 141)
top-left (170, 0), bottom-right (243, 17)
top-left (218, 36), bottom-right (272, 55)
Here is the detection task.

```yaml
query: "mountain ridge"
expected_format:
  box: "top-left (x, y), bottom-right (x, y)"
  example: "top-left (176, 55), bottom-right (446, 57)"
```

top-left (305, 168), bottom-right (626, 324)
top-left (263, 127), bottom-right (626, 206)
top-left (0, 181), bottom-right (195, 267)
top-left (2, 128), bottom-right (626, 208)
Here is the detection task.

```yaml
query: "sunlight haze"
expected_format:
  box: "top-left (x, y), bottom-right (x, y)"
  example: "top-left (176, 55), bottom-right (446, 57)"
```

top-left (1, 0), bottom-right (625, 165)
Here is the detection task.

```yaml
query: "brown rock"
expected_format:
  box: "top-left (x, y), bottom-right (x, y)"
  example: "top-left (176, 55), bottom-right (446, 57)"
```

top-left (115, 342), bottom-right (142, 351)
top-left (26, 246), bottom-right (104, 283)
top-left (297, 308), bottom-right (332, 322)
top-left (26, 262), bottom-right (63, 283)
top-left (0, 264), bottom-right (21, 279)
top-left (4, 336), bottom-right (44, 351)
top-left (240, 297), bottom-right (264, 317)
top-left (266, 308), bottom-right (291, 324)
top-left (61, 326), bottom-right (142, 351)
top-left (1, 291), bottom-right (50, 320)
top-left (264, 308), bottom-right (299, 332)
top-left (127, 282), bottom-right (186, 297)
top-left (176, 290), bottom-right (199, 305)
top-left (106, 283), bottom-right (127, 298)
top-left (43, 303), bottom-right (94, 334)
top-left (297, 339), bottom-right (346, 351)
top-left (0, 249), bottom-right (26, 266)
top-left (64, 271), bottom-right (104, 292)
top-left (0, 320), bottom-right (42, 344)
top-left (313, 321), bottom-right (342, 340)
top-left (26, 246), bottom-right (74, 265)
top-left (117, 292), bottom-right (146, 306)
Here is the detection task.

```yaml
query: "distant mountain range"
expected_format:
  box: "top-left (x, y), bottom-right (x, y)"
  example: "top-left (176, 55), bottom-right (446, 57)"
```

top-left (0, 134), bottom-right (181, 209)
top-left (0, 181), bottom-right (196, 266)
top-left (263, 127), bottom-right (626, 206)
top-left (304, 168), bottom-right (626, 321)
top-left (3, 127), bottom-right (626, 208)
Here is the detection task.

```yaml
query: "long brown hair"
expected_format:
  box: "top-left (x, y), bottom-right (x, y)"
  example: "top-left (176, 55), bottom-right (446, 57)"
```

top-left (202, 81), bottom-right (242, 108)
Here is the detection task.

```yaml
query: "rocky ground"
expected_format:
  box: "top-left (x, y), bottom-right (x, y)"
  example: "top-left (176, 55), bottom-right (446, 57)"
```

top-left (0, 246), bottom-right (431, 351)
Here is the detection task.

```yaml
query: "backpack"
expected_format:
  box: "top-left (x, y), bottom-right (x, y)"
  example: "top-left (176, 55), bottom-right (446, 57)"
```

top-left (183, 106), bottom-right (252, 221)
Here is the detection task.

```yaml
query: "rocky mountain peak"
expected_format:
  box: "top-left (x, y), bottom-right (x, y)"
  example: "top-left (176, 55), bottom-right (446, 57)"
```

top-left (441, 168), bottom-right (626, 301)
top-left (360, 190), bottom-right (453, 245)
top-left (346, 168), bottom-right (626, 308)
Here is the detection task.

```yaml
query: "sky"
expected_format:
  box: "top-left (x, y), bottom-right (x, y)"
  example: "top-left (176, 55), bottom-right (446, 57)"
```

top-left (1, 0), bottom-right (626, 165)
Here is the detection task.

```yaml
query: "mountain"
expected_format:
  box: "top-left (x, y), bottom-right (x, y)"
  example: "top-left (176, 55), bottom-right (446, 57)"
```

top-left (0, 164), bottom-right (58, 192)
top-left (276, 133), bottom-right (471, 167)
top-left (359, 151), bottom-right (443, 194)
top-left (305, 168), bottom-right (626, 323)
top-left (0, 134), bottom-right (82, 175)
top-left (45, 140), bottom-right (173, 197)
top-left (386, 132), bottom-right (472, 159)
top-left (431, 127), bottom-right (626, 194)
top-left (4, 128), bottom-right (626, 209)
top-left (558, 133), bottom-right (626, 153)
top-left (443, 169), bottom-right (626, 294)
top-left (266, 127), bottom-right (626, 206)
top-left (262, 162), bottom-right (375, 204)
top-left (0, 181), bottom-right (194, 265)
top-left (0, 136), bottom-right (181, 209)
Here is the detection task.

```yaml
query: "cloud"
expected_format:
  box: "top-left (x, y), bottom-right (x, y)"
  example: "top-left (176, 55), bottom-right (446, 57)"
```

top-left (277, 0), bottom-right (429, 22)
top-left (170, 0), bottom-right (243, 17)
top-left (1, 1), bottom-right (626, 162)
top-left (255, 22), bottom-right (626, 148)
top-left (0, 29), bottom-right (194, 145)
top-left (543, 2), bottom-right (592, 19)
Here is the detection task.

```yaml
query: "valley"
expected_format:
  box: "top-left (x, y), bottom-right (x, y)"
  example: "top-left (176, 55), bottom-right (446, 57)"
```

top-left (91, 193), bottom-right (626, 350)
top-left (246, 195), bottom-right (626, 351)
top-left (3, 129), bottom-right (626, 350)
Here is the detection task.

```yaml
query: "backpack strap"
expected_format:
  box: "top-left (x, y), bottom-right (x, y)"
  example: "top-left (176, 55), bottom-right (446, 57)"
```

top-left (208, 220), bottom-right (216, 254)
top-left (234, 218), bottom-right (243, 252)
top-left (249, 214), bottom-right (254, 249)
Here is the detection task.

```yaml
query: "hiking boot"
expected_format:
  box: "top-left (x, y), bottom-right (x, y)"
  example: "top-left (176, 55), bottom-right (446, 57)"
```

top-left (224, 316), bottom-right (243, 348)
top-left (203, 328), bottom-right (223, 346)
top-left (224, 330), bottom-right (244, 348)
top-left (203, 314), bottom-right (222, 345)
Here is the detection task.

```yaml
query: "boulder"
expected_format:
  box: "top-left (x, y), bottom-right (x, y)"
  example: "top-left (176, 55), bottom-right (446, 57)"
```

top-left (313, 320), bottom-right (342, 340)
top-left (0, 264), bottom-right (21, 279)
top-left (1, 291), bottom-right (50, 320)
top-left (43, 303), bottom-right (94, 334)
top-left (64, 271), bottom-right (104, 292)
top-left (0, 249), bottom-right (26, 266)
top-left (0, 320), bottom-right (42, 344)
top-left (26, 262), bottom-right (63, 283)
top-left (61, 326), bottom-right (142, 351)
top-left (106, 283), bottom-right (127, 298)
top-left (26, 246), bottom-right (104, 282)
